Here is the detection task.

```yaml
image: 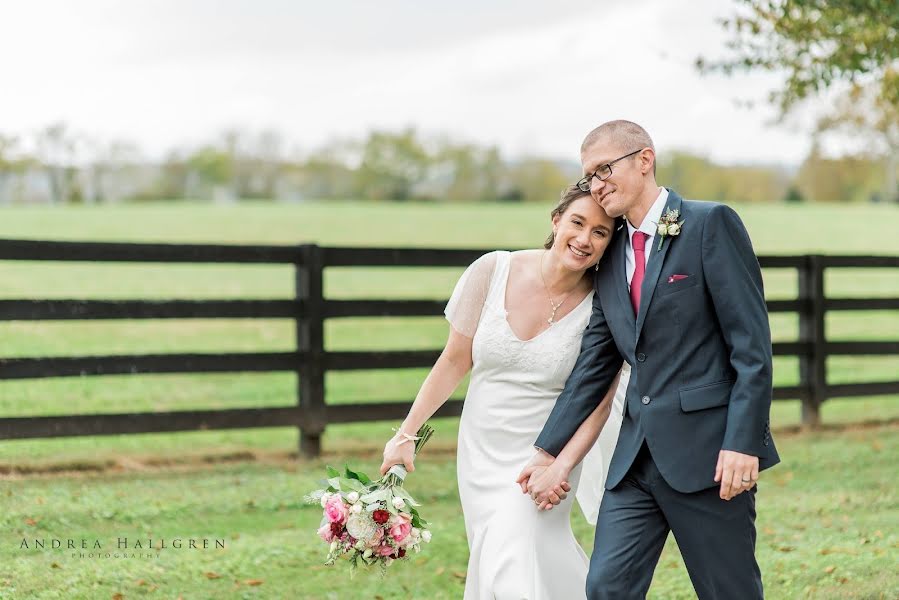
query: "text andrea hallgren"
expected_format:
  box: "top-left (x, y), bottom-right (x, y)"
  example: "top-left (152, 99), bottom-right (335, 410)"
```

top-left (20, 537), bottom-right (227, 551)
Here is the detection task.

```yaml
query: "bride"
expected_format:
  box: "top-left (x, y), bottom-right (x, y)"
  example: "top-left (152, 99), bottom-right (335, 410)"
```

top-left (380, 185), bottom-right (629, 599)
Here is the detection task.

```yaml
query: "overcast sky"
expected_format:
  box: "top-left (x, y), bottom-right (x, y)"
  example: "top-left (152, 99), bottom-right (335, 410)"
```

top-left (0, 0), bottom-right (824, 166)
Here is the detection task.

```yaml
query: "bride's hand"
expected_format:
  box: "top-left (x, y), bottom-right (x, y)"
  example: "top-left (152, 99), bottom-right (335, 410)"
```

top-left (516, 449), bottom-right (556, 493)
top-left (527, 463), bottom-right (571, 510)
top-left (379, 432), bottom-right (416, 476)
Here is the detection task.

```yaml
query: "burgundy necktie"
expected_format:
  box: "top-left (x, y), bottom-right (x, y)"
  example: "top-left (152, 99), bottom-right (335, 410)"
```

top-left (630, 231), bottom-right (649, 315)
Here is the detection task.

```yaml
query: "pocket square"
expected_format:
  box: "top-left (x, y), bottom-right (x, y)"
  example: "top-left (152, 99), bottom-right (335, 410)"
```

top-left (667, 274), bottom-right (689, 283)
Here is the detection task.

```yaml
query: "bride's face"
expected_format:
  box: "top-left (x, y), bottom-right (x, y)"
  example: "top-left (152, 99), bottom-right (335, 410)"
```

top-left (551, 196), bottom-right (615, 271)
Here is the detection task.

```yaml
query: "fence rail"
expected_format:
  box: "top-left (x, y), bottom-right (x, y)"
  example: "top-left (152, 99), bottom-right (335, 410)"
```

top-left (0, 239), bottom-right (897, 457)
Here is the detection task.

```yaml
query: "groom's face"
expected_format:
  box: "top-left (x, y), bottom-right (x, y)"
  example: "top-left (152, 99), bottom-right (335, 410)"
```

top-left (580, 137), bottom-right (643, 219)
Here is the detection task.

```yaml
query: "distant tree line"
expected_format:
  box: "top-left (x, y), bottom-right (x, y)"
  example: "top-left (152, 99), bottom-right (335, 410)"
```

top-left (0, 123), bottom-right (893, 205)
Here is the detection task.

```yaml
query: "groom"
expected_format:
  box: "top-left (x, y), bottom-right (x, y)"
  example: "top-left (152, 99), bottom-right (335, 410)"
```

top-left (522, 120), bottom-right (779, 599)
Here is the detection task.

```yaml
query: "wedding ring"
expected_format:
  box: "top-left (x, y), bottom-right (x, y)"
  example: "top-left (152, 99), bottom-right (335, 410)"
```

top-left (741, 478), bottom-right (752, 483)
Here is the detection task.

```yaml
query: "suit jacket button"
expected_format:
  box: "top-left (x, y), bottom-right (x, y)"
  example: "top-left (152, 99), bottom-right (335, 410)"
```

top-left (763, 439), bottom-right (769, 446)
top-left (641, 396), bottom-right (651, 405)
top-left (637, 353), bottom-right (646, 362)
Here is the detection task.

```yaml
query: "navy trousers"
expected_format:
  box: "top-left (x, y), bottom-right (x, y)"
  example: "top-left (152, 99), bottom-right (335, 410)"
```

top-left (586, 443), bottom-right (763, 600)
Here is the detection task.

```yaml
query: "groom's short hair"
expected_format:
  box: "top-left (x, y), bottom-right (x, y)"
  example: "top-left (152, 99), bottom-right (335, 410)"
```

top-left (581, 120), bottom-right (656, 175)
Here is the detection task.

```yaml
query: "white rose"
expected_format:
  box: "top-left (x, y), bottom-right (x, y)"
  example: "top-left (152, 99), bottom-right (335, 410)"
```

top-left (421, 530), bottom-right (432, 543)
top-left (363, 548), bottom-right (373, 558)
top-left (320, 492), bottom-right (331, 508)
top-left (329, 540), bottom-right (339, 552)
top-left (667, 223), bottom-right (681, 236)
top-left (391, 496), bottom-right (406, 509)
top-left (354, 540), bottom-right (366, 551)
top-left (411, 527), bottom-right (420, 538)
top-left (351, 503), bottom-right (363, 514)
top-left (657, 223), bottom-right (668, 236)
top-left (346, 491), bottom-right (360, 504)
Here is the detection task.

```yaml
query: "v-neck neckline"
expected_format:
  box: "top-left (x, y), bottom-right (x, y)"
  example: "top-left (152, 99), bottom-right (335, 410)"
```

top-left (501, 251), bottom-right (592, 343)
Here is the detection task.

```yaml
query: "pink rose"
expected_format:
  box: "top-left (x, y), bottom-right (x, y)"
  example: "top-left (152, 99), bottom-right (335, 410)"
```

top-left (324, 495), bottom-right (349, 525)
top-left (388, 514), bottom-right (412, 545)
top-left (317, 523), bottom-right (335, 542)
top-left (376, 543), bottom-right (395, 557)
top-left (366, 527), bottom-right (384, 548)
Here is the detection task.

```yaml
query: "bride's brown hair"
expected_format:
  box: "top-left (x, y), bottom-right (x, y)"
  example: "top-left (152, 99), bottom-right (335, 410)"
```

top-left (544, 185), bottom-right (593, 250)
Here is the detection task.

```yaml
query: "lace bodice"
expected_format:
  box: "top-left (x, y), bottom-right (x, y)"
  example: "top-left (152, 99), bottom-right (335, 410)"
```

top-left (445, 250), bottom-right (594, 390)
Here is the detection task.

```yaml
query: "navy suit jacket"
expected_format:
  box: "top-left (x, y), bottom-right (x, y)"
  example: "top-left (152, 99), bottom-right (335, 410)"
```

top-left (535, 189), bottom-right (780, 493)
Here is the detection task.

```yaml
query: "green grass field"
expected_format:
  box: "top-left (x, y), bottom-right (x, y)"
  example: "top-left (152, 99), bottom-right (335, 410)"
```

top-left (0, 200), bottom-right (897, 598)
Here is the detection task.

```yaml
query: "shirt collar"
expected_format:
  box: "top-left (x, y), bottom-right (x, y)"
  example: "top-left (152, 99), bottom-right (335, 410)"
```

top-left (626, 187), bottom-right (669, 240)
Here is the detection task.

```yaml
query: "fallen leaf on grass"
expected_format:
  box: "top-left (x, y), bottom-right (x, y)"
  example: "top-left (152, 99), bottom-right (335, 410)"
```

top-left (434, 567), bottom-right (445, 576)
top-left (112, 594), bottom-right (124, 600)
top-left (824, 566), bottom-right (836, 574)
top-left (204, 572), bottom-right (221, 579)
top-left (777, 546), bottom-right (795, 553)
top-left (51, 563), bottom-right (60, 569)
top-left (244, 579), bottom-right (264, 586)
top-left (24, 518), bottom-right (38, 526)
top-left (452, 572), bottom-right (466, 580)
top-left (135, 580), bottom-right (146, 586)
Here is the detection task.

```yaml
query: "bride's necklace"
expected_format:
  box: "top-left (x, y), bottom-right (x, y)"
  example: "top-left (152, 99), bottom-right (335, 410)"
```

top-left (540, 250), bottom-right (580, 325)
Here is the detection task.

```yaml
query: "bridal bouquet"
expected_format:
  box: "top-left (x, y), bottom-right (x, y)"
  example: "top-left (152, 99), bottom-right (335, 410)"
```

top-left (304, 424), bottom-right (434, 574)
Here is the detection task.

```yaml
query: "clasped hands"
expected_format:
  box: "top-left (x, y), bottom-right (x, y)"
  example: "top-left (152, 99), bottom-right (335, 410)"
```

top-left (516, 448), bottom-right (760, 509)
top-left (515, 449), bottom-right (571, 511)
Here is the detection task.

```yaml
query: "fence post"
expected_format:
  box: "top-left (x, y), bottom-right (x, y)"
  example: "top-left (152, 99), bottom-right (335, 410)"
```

top-left (797, 255), bottom-right (826, 427)
top-left (297, 244), bottom-right (326, 458)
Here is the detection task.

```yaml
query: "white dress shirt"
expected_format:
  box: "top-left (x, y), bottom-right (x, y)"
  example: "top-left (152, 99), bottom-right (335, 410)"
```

top-left (625, 187), bottom-right (669, 290)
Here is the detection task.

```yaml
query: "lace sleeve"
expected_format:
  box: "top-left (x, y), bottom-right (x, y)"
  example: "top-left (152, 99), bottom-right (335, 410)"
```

top-left (444, 251), bottom-right (499, 338)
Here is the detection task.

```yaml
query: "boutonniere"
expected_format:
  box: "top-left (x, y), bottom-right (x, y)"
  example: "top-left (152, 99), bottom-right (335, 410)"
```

top-left (654, 208), bottom-right (685, 251)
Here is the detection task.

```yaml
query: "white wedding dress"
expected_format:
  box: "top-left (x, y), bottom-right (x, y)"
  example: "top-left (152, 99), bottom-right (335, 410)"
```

top-left (445, 250), bottom-right (628, 600)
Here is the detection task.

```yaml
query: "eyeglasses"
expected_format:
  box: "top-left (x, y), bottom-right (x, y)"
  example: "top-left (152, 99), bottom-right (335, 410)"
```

top-left (576, 149), bottom-right (644, 192)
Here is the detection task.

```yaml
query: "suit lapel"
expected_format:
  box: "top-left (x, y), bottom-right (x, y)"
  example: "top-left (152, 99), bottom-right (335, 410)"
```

top-left (635, 191), bottom-right (683, 341)
top-left (610, 220), bottom-right (635, 329)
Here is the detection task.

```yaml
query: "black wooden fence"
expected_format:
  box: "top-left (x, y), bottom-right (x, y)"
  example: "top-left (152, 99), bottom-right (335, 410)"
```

top-left (0, 239), bottom-right (897, 458)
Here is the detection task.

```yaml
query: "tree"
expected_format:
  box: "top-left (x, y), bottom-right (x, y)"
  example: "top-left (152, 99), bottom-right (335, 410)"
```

top-left (35, 122), bottom-right (82, 204)
top-left (0, 135), bottom-right (19, 204)
top-left (700, 1), bottom-right (898, 113)
top-left (354, 129), bottom-right (430, 201)
top-left (187, 146), bottom-right (235, 193)
top-left (816, 80), bottom-right (899, 201)
top-left (796, 142), bottom-right (883, 202)
top-left (504, 158), bottom-right (570, 204)
top-left (85, 138), bottom-right (143, 203)
top-left (701, 1), bottom-right (899, 200)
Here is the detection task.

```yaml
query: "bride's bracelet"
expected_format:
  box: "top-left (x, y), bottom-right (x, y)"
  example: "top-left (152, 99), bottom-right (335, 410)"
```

top-left (391, 426), bottom-right (421, 446)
